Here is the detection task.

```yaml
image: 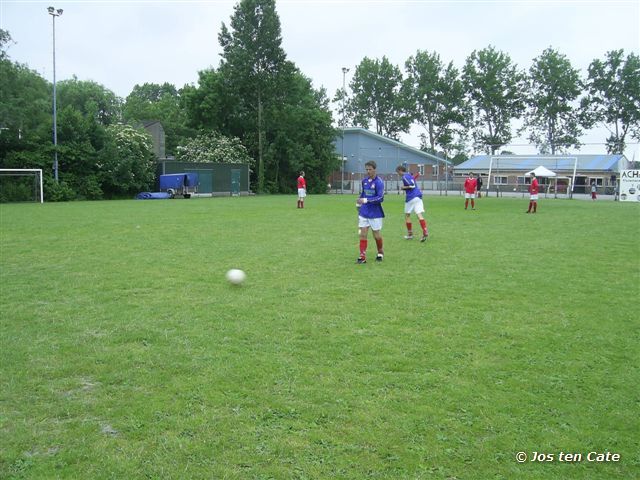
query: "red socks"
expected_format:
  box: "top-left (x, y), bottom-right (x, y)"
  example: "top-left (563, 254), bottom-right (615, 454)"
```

top-left (406, 222), bottom-right (412, 235)
top-left (419, 218), bottom-right (428, 235)
top-left (360, 238), bottom-right (383, 258)
top-left (375, 238), bottom-right (383, 255)
top-left (359, 239), bottom-right (367, 258)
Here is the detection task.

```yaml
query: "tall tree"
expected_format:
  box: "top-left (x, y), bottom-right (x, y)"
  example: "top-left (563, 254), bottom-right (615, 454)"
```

top-left (57, 77), bottom-right (122, 126)
top-left (218, 0), bottom-right (288, 193)
top-left (262, 71), bottom-right (338, 193)
top-left (0, 29), bottom-right (50, 173)
top-left (462, 45), bottom-right (526, 154)
top-left (123, 82), bottom-right (195, 155)
top-left (583, 49), bottom-right (640, 154)
top-left (0, 29), bottom-right (52, 161)
top-left (403, 50), bottom-right (467, 157)
top-left (346, 56), bottom-right (410, 140)
top-left (523, 47), bottom-right (583, 154)
top-left (182, 69), bottom-right (228, 132)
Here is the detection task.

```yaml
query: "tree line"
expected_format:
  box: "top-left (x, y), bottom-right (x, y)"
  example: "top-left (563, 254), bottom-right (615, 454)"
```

top-left (1, 0), bottom-right (638, 201)
top-left (339, 46), bottom-right (639, 163)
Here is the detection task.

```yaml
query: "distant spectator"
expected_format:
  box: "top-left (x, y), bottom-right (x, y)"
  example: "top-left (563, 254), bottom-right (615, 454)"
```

top-left (526, 172), bottom-right (539, 213)
top-left (297, 171), bottom-right (306, 208)
top-left (591, 182), bottom-right (597, 201)
top-left (464, 172), bottom-right (477, 210)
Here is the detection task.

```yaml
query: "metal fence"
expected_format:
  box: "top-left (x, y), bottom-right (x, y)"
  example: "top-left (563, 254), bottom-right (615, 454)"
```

top-left (331, 177), bottom-right (618, 199)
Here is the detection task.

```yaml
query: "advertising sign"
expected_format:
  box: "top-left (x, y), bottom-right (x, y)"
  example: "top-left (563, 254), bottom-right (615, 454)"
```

top-left (619, 170), bottom-right (640, 202)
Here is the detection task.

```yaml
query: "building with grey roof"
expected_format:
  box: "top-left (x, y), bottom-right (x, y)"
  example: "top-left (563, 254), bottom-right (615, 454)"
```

top-left (454, 154), bottom-right (630, 194)
top-left (332, 127), bottom-right (451, 192)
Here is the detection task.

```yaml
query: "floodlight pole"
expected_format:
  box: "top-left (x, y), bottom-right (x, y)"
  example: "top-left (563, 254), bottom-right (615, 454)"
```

top-left (48, 6), bottom-right (63, 183)
top-left (341, 67), bottom-right (349, 194)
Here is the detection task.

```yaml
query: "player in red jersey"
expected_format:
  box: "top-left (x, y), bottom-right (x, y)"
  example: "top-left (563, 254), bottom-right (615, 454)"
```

top-left (464, 172), bottom-right (477, 210)
top-left (297, 171), bottom-right (306, 208)
top-left (526, 172), bottom-right (539, 213)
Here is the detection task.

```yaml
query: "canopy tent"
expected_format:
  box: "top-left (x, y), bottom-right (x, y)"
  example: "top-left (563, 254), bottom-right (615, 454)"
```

top-left (525, 165), bottom-right (557, 177)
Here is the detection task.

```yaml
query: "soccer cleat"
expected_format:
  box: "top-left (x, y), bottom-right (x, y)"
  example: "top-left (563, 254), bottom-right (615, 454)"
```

top-left (420, 235), bottom-right (428, 243)
top-left (356, 257), bottom-right (367, 264)
top-left (404, 235), bottom-right (414, 240)
top-left (376, 253), bottom-right (384, 262)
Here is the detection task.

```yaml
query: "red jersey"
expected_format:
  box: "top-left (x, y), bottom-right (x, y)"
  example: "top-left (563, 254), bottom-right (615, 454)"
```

top-left (297, 176), bottom-right (306, 189)
top-left (464, 177), bottom-right (477, 194)
top-left (529, 178), bottom-right (539, 195)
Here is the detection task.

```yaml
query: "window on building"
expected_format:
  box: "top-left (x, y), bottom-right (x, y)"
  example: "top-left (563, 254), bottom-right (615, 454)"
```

top-left (494, 176), bottom-right (508, 185)
top-left (590, 177), bottom-right (604, 186)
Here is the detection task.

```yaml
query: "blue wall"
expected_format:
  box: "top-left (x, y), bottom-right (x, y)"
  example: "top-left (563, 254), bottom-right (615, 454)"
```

top-left (334, 129), bottom-right (442, 175)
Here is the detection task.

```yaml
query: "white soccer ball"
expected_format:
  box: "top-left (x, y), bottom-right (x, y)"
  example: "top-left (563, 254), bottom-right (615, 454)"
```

top-left (226, 269), bottom-right (246, 285)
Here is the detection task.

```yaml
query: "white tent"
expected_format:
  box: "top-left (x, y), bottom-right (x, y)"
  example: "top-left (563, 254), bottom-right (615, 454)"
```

top-left (525, 165), bottom-right (557, 177)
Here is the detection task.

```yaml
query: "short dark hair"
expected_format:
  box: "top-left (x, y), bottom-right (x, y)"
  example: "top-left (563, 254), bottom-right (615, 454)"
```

top-left (396, 165), bottom-right (407, 173)
top-left (365, 161), bottom-right (377, 169)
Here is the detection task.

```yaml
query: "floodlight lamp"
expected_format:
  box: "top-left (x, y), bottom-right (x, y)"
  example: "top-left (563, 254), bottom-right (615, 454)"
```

top-left (342, 67), bottom-right (349, 74)
top-left (57, 9), bottom-right (63, 15)
top-left (48, 6), bottom-right (54, 13)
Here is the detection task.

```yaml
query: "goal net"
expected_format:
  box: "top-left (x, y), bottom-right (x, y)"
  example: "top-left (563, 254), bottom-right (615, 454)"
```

top-left (0, 169), bottom-right (44, 203)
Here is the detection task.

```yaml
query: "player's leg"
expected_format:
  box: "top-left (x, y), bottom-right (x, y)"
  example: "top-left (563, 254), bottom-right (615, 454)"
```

top-left (416, 212), bottom-right (429, 241)
top-left (358, 221), bottom-right (369, 263)
top-left (371, 217), bottom-right (384, 261)
top-left (404, 212), bottom-right (413, 239)
top-left (372, 228), bottom-right (384, 261)
top-left (413, 199), bottom-right (428, 241)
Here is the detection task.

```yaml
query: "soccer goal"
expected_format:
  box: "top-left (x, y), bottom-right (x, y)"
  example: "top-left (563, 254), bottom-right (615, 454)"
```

top-left (487, 156), bottom-right (578, 198)
top-left (0, 169), bottom-right (44, 203)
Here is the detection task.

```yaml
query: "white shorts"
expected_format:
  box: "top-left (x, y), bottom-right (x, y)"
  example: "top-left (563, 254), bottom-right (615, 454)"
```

top-left (404, 197), bottom-right (425, 215)
top-left (358, 216), bottom-right (383, 231)
top-left (465, 193), bottom-right (476, 199)
top-left (530, 194), bottom-right (538, 200)
top-left (298, 188), bottom-right (306, 198)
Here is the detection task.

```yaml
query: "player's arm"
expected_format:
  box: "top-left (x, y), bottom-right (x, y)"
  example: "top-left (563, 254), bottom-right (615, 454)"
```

top-left (365, 180), bottom-right (385, 204)
top-left (401, 175), bottom-right (415, 190)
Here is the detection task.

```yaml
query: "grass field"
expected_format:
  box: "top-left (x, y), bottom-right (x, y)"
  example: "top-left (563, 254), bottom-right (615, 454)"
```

top-left (1, 194), bottom-right (638, 479)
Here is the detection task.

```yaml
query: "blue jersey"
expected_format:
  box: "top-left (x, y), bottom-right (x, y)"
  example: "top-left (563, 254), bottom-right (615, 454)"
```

top-left (359, 175), bottom-right (385, 218)
top-left (401, 173), bottom-right (422, 202)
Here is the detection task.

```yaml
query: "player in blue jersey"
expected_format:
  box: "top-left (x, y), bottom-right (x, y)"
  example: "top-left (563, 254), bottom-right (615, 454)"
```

top-left (356, 161), bottom-right (385, 264)
top-left (396, 165), bottom-right (429, 242)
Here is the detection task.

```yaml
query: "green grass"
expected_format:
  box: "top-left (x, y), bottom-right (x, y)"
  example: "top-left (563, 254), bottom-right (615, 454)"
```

top-left (1, 194), bottom-right (638, 479)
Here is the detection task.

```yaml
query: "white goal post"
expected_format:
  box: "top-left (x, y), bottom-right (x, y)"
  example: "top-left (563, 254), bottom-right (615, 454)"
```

top-left (0, 169), bottom-right (44, 203)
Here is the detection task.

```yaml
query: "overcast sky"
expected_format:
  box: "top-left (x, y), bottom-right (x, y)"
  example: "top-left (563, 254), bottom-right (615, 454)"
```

top-left (1, 0), bottom-right (639, 159)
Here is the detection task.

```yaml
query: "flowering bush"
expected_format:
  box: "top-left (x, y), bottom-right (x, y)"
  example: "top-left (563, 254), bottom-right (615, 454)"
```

top-left (99, 124), bottom-right (155, 196)
top-left (177, 131), bottom-right (254, 166)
